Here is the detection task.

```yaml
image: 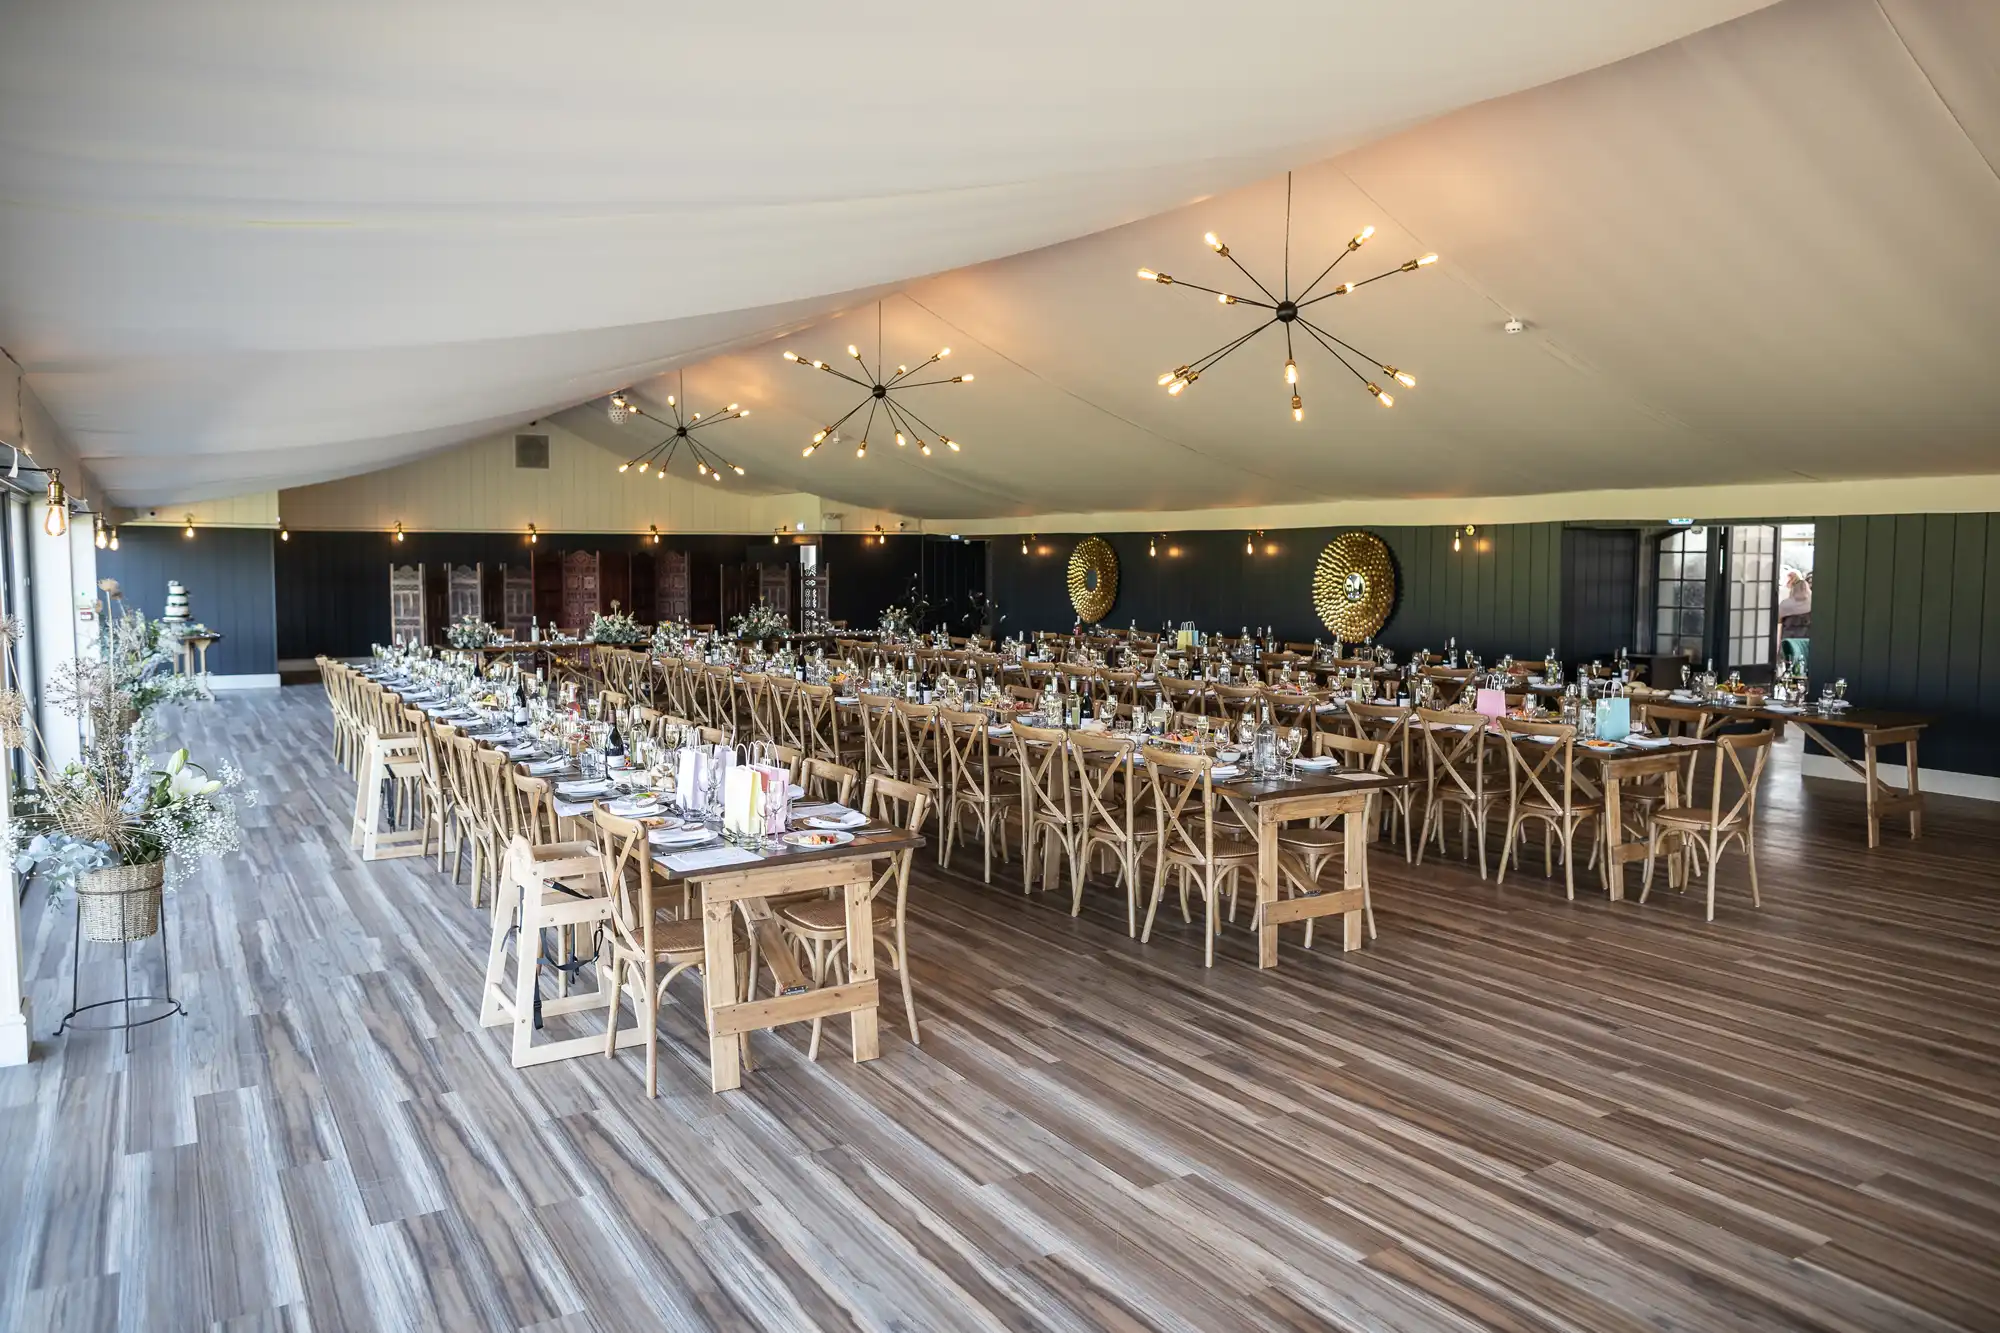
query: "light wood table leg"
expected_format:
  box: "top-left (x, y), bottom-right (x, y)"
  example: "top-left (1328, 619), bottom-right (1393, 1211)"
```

top-left (702, 897), bottom-right (742, 1093)
top-left (1342, 807), bottom-right (1367, 951)
top-left (1256, 807), bottom-right (1280, 969)
top-left (845, 877), bottom-right (879, 1063)
top-left (1602, 774), bottom-right (1626, 902)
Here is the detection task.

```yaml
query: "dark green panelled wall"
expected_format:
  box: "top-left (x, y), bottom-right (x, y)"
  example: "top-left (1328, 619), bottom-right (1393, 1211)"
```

top-left (1812, 513), bottom-right (2000, 777)
top-left (986, 522), bottom-right (1565, 660)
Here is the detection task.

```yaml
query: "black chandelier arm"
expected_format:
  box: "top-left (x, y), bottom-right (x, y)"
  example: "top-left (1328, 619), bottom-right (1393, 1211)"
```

top-left (1185, 318), bottom-right (1277, 376)
top-left (1298, 262), bottom-right (1410, 310)
top-left (803, 360), bottom-right (874, 391)
top-left (885, 354), bottom-right (939, 388)
top-left (685, 408), bottom-right (744, 432)
top-left (885, 396), bottom-right (953, 447)
top-left (1216, 251), bottom-right (1281, 306)
top-left (893, 376), bottom-right (967, 390)
top-left (1159, 275), bottom-right (1273, 309)
top-left (882, 398), bottom-right (927, 448)
top-left (816, 398), bottom-right (871, 440)
top-left (859, 397), bottom-right (880, 447)
top-left (1296, 247), bottom-right (1358, 303)
top-left (1298, 320), bottom-right (1393, 376)
top-left (1296, 318), bottom-right (1378, 390)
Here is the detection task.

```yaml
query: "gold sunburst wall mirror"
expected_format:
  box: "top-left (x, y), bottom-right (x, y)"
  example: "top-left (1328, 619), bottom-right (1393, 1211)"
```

top-left (1312, 531), bottom-right (1396, 639)
top-left (1067, 536), bottom-right (1120, 623)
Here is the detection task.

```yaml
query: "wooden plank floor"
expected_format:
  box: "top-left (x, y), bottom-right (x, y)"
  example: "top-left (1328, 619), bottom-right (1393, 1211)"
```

top-left (5, 686), bottom-right (2000, 1331)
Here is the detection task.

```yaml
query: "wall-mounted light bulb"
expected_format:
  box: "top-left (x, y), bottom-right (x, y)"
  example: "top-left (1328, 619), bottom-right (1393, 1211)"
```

top-left (1021, 535), bottom-right (1029, 555)
top-left (1454, 533), bottom-right (1462, 552)
top-left (43, 471), bottom-right (67, 537)
top-left (279, 522), bottom-right (289, 541)
top-left (1148, 537), bottom-right (1157, 558)
top-left (1284, 359), bottom-right (1297, 385)
top-left (394, 522), bottom-right (405, 542)
top-left (108, 528), bottom-right (118, 551)
top-left (1246, 533), bottom-right (1255, 555)
top-left (183, 514), bottom-right (196, 539)
top-left (94, 516), bottom-right (107, 549)
top-left (528, 524), bottom-right (538, 543)
top-left (649, 525), bottom-right (660, 543)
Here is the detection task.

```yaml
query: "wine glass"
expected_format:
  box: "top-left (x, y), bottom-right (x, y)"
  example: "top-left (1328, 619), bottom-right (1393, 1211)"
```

top-left (1282, 727), bottom-right (1304, 779)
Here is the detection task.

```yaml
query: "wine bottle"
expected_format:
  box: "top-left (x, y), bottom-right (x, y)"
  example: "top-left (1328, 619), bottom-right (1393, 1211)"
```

top-left (605, 718), bottom-right (628, 770)
top-left (512, 674), bottom-right (530, 725)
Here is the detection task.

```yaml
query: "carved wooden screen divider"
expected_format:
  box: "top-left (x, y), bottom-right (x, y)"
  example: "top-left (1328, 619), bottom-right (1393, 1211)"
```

top-left (389, 564), bottom-right (426, 645)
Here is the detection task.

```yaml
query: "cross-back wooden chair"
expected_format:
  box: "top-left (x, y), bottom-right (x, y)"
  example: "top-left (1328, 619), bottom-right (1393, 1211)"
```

top-left (798, 757), bottom-right (858, 807)
top-left (1414, 707), bottom-right (1499, 879)
top-left (1160, 676), bottom-right (1208, 717)
top-left (1274, 730), bottom-right (1389, 944)
top-left (856, 694), bottom-right (901, 782)
top-left (774, 774), bottom-right (930, 1060)
top-left (940, 709), bottom-right (1014, 882)
top-left (1140, 746), bottom-right (1255, 967)
top-left (795, 682), bottom-right (842, 764)
top-left (1346, 700), bottom-right (1416, 861)
top-left (890, 700), bottom-right (948, 859)
top-left (1494, 718), bottom-right (1602, 900)
top-left (594, 810), bottom-right (748, 1096)
top-left (1070, 730), bottom-right (1154, 933)
top-left (1010, 721), bottom-right (1079, 901)
top-left (1643, 728), bottom-right (1775, 921)
top-left (408, 710), bottom-right (455, 871)
top-left (1212, 683), bottom-right (1265, 729)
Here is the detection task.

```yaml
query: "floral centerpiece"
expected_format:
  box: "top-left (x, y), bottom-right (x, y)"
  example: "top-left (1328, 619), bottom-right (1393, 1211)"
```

top-left (650, 621), bottom-right (689, 654)
top-left (728, 601), bottom-right (788, 641)
top-left (446, 614), bottom-right (498, 649)
top-left (878, 604), bottom-right (914, 638)
top-left (588, 603), bottom-right (645, 644)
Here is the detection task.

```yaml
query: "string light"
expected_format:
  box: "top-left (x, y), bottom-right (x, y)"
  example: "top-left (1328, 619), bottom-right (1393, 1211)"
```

top-left (1139, 171), bottom-right (1435, 419)
top-left (611, 373), bottom-right (749, 481)
top-left (782, 301), bottom-right (972, 463)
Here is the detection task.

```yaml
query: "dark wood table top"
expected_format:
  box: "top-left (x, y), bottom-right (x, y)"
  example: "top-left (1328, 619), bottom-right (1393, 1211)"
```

top-left (653, 824), bottom-right (923, 883)
top-left (1648, 699), bottom-right (1934, 731)
top-left (1210, 770), bottom-right (1413, 802)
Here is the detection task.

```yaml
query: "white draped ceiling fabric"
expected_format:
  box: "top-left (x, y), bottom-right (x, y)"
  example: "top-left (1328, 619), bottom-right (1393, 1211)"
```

top-left (4, 0), bottom-right (1997, 520)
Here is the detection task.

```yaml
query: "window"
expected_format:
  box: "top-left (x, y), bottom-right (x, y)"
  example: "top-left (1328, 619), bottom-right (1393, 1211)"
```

top-left (1725, 524), bottom-right (1776, 670)
top-left (1653, 526), bottom-right (1708, 657)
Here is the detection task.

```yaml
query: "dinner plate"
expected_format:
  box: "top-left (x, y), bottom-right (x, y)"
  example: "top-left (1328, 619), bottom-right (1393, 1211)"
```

top-left (605, 797), bottom-right (666, 817)
top-left (1581, 739), bottom-right (1623, 750)
top-left (1209, 765), bottom-right (1243, 779)
top-left (1293, 757), bottom-right (1339, 771)
top-left (556, 780), bottom-right (612, 798)
top-left (782, 830), bottom-right (855, 849)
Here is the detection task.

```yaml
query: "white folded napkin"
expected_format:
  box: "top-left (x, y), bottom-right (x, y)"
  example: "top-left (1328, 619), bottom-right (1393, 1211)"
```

top-left (527, 758), bottom-right (568, 775)
top-left (663, 845), bottom-right (763, 874)
top-left (804, 809), bottom-right (869, 830)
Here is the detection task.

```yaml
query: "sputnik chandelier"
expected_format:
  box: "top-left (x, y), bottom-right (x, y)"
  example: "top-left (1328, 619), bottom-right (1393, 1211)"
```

top-left (1139, 172), bottom-right (1436, 420)
top-left (781, 303), bottom-right (972, 460)
top-left (610, 372), bottom-right (749, 483)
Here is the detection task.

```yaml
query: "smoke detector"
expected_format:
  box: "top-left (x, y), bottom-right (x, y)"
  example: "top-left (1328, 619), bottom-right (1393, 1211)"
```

top-left (1503, 318), bottom-right (1525, 335)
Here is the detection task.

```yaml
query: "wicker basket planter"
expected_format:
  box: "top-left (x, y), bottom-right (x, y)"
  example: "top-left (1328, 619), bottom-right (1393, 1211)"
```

top-left (77, 860), bottom-right (166, 942)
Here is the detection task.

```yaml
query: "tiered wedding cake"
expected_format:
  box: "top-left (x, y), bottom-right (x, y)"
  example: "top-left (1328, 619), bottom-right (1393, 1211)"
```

top-left (163, 580), bottom-right (190, 624)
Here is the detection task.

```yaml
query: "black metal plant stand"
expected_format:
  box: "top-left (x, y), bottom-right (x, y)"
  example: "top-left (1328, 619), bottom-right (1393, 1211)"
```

top-left (55, 897), bottom-right (185, 1055)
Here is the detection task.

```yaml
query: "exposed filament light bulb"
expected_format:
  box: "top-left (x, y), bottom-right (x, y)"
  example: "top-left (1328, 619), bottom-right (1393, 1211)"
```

top-left (856, 441), bottom-right (867, 458)
top-left (1284, 359), bottom-right (1297, 385)
top-left (919, 442), bottom-right (932, 456)
top-left (1348, 225), bottom-right (1375, 250)
top-left (1217, 293), bottom-right (1235, 305)
top-left (617, 462), bottom-right (630, 473)
top-left (1367, 383), bottom-right (1395, 407)
top-left (847, 344), bottom-right (860, 357)
top-left (895, 431), bottom-right (906, 447)
top-left (1386, 366), bottom-right (1416, 388)
top-left (732, 464), bottom-right (745, 476)
top-left (944, 437), bottom-right (959, 451)
top-left (1292, 394), bottom-right (1303, 422)
top-left (1204, 232), bottom-right (1222, 251)
top-left (782, 350), bottom-right (799, 361)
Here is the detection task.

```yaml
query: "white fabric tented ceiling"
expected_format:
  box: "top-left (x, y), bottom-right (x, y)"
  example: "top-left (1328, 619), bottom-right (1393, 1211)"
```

top-left (4, 0), bottom-right (1995, 518)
